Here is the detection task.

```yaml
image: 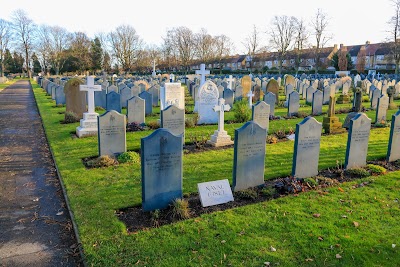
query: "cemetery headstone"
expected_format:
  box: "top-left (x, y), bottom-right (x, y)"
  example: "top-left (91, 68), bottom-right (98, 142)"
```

top-left (139, 91), bottom-right (153, 115)
top-left (292, 116), bottom-right (322, 178)
top-left (64, 78), bottom-right (86, 119)
top-left (223, 88), bottom-right (234, 107)
top-left (106, 91), bottom-right (122, 113)
top-left (252, 101), bottom-right (270, 131)
top-left (344, 113), bottom-right (371, 169)
top-left (241, 75), bottom-right (252, 97)
top-left (160, 83), bottom-right (185, 110)
top-left (141, 128), bottom-right (183, 211)
top-left (264, 92), bottom-right (276, 116)
top-left (197, 81), bottom-right (219, 124)
top-left (266, 79), bottom-right (280, 104)
top-left (387, 110), bottom-right (400, 162)
top-left (127, 96), bottom-right (145, 124)
top-left (311, 90), bottom-right (323, 116)
top-left (375, 94), bottom-right (389, 124)
top-left (288, 91), bottom-right (300, 117)
top-left (98, 110), bottom-right (126, 156)
top-left (233, 121), bottom-right (267, 191)
top-left (55, 86), bottom-right (66, 105)
top-left (161, 105), bottom-right (185, 139)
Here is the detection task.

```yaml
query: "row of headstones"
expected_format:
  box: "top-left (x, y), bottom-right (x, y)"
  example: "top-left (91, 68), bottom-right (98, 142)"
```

top-left (140, 110), bottom-right (400, 211)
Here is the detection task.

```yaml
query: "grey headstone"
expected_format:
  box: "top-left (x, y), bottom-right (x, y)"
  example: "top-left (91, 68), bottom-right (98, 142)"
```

top-left (323, 86), bottom-right (330, 105)
top-left (288, 91), bottom-right (300, 117)
top-left (285, 84), bottom-right (294, 98)
top-left (141, 128), bottom-right (183, 211)
top-left (55, 86), bottom-right (66, 105)
top-left (344, 113), bottom-right (371, 169)
top-left (375, 94), bottom-right (389, 124)
top-left (235, 85), bottom-right (243, 101)
top-left (312, 90), bottom-right (323, 116)
top-left (252, 101), bottom-right (270, 131)
top-left (98, 110), bottom-right (126, 156)
top-left (161, 105), bottom-right (185, 138)
top-left (127, 96), bottom-right (145, 124)
top-left (149, 86), bottom-right (160, 106)
top-left (131, 86), bottom-right (141, 97)
top-left (371, 88), bottom-right (381, 111)
top-left (223, 89), bottom-right (234, 107)
top-left (306, 86), bottom-right (315, 104)
top-left (263, 92), bottom-right (276, 116)
top-left (106, 91), bottom-right (122, 113)
top-left (387, 110), bottom-right (400, 162)
top-left (94, 89), bottom-right (107, 109)
top-left (233, 121), bottom-right (267, 191)
top-left (292, 116), bottom-right (322, 178)
top-left (120, 87), bottom-right (132, 108)
top-left (139, 91), bottom-right (153, 115)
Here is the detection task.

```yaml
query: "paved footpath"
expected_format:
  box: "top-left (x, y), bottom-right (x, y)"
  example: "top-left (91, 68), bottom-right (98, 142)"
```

top-left (0, 80), bottom-right (82, 266)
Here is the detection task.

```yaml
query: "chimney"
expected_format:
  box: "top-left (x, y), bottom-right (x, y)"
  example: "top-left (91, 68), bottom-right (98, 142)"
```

top-left (366, 41), bottom-right (370, 45)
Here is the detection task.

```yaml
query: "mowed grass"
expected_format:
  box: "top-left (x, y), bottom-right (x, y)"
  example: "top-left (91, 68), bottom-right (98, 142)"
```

top-left (29, 79), bottom-right (400, 266)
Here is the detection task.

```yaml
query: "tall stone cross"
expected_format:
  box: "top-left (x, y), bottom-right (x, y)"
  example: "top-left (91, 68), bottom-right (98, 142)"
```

top-left (226, 75), bottom-right (235, 90)
top-left (247, 90), bottom-right (254, 108)
top-left (195, 63), bottom-right (210, 87)
top-left (80, 76), bottom-right (101, 113)
top-left (213, 98), bottom-right (231, 132)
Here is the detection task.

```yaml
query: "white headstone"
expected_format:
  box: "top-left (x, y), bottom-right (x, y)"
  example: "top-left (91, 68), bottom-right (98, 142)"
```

top-left (197, 179), bottom-right (234, 207)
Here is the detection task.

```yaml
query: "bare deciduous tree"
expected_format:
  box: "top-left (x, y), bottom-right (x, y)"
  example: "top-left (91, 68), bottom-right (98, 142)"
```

top-left (388, 0), bottom-right (400, 74)
top-left (0, 19), bottom-right (13, 77)
top-left (311, 9), bottom-right (332, 74)
top-left (356, 46), bottom-right (367, 74)
top-left (293, 18), bottom-right (309, 74)
top-left (36, 25), bottom-right (52, 75)
top-left (69, 32), bottom-right (92, 73)
top-left (269, 15), bottom-right (297, 74)
top-left (242, 25), bottom-right (260, 72)
top-left (170, 26), bottom-right (195, 74)
top-left (214, 34), bottom-right (234, 74)
top-left (194, 28), bottom-right (215, 63)
top-left (108, 24), bottom-right (143, 72)
top-left (48, 26), bottom-right (71, 75)
top-left (12, 9), bottom-right (36, 78)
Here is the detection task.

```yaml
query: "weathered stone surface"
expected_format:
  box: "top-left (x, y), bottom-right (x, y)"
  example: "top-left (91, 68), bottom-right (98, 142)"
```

top-left (64, 78), bottom-right (86, 119)
top-left (141, 129), bottom-right (183, 211)
top-left (233, 121), bottom-right (267, 191)
top-left (98, 110), bottom-right (126, 156)
top-left (252, 101), bottom-right (270, 131)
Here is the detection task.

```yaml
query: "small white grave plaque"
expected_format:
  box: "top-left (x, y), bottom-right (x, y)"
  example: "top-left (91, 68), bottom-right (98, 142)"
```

top-left (197, 179), bottom-right (234, 207)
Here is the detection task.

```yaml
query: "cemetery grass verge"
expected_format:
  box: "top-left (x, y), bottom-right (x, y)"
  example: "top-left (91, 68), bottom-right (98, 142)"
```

top-left (32, 80), bottom-right (400, 266)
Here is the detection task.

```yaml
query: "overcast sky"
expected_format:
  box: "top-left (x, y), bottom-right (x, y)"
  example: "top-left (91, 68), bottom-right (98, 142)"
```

top-left (0, 0), bottom-right (394, 54)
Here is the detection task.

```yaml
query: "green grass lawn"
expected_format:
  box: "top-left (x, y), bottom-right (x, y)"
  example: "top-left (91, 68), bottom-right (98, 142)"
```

top-left (29, 79), bottom-right (400, 266)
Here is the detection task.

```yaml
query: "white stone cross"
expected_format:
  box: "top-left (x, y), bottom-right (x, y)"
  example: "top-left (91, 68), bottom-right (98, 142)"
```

top-left (213, 98), bottom-right (231, 132)
top-left (247, 90), bottom-right (254, 108)
top-left (195, 63), bottom-right (210, 87)
top-left (80, 76), bottom-right (102, 113)
top-left (226, 75), bottom-right (235, 90)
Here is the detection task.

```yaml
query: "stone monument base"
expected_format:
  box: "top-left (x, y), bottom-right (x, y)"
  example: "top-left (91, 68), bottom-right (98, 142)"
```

top-left (323, 116), bottom-right (346, 134)
top-left (207, 130), bottom-right (234, 147)
top-left (76, 112), bottom-right (99, 138)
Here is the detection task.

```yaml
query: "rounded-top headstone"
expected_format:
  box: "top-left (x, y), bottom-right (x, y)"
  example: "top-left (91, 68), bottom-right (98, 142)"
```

top-left (64, 78), bottom-right (86, 119)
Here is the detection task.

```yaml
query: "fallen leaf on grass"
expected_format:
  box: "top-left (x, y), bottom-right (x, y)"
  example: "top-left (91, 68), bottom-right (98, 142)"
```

top-left (392, 244), bottom-right (396, 248)
top-left (336, 254), bottom-right (342, 259)
top-left (353, 221), bottom-right (359, 227)
top-left (313, 213), bottom-right (321, 218)
top-left (270, 246), bottom-right (276, 252)
top-left (338, 187), bottom-right (345, 192)
top-left (305, 258), bottom-right (313, 262)
top-left (318, 236), bottom-right (324, 241)
top-left (341, 215), bottom-right (348, 218)
top-left (221, 240), bottom-right (226, 244)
